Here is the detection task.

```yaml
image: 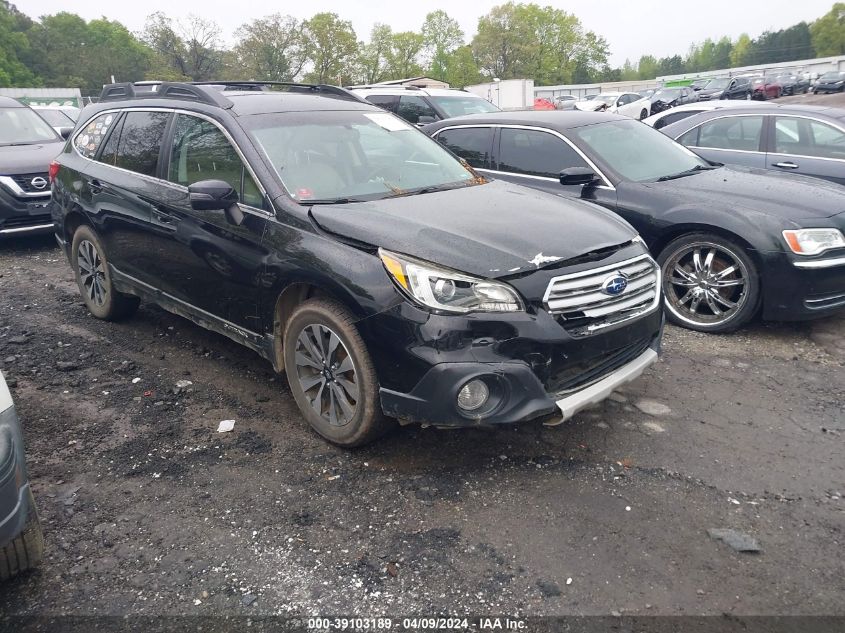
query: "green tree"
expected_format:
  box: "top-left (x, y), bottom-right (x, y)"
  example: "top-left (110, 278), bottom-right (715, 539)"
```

top-left (233, 14), bottom-right (307, 81)
top-left (422, 10), bottom-right (464, 80)
top-left (384, 31), bottom-right (425, 79)
top-left (730, 33), bottom-right (752, 67)
top-left (358, 23), bottom-right (392, 84)
top-left (811, 3), bottom-right (845, 56)
top-left (142, 13), bottom-right (222, 81)
top-left (0, 1), bottom-right (39, 87)
top-left (636, 55), bottom-right (658, 80)
top-left (302, 13), bottom-right (358, 84)
top-left (442, 45), bottom-right (482, 88)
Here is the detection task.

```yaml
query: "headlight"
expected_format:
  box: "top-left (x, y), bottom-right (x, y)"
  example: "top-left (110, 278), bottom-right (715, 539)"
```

top-left (782, 229), bottom-right (845, 255)
top-left (379, 248), bottom-right (524, 313)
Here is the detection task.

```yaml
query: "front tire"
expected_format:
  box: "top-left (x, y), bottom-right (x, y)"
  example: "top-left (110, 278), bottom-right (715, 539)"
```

top-left (658, 233), bottom-right (760, 333)
top-left (283, 298), bottom-right (394, 447)
top-left (0, 489), bottom-right (44, 581)
top-left (71, 225), bottom-right (139, 321)
top-left (640, 108), bottom-right (649, 120)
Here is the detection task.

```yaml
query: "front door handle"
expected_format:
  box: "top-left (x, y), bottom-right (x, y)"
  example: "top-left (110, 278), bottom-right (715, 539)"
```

top-left (773, 161), bottom-right (799, 169)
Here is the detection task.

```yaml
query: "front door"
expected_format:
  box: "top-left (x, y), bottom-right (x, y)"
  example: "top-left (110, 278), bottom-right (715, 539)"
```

top-left (151, 113), bottom-right (269, 332)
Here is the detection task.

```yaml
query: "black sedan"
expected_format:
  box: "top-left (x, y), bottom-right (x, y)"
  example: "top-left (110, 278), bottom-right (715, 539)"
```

top-left (424, 111), bottom-right (845, 332)
top-left (813, 71), bottom-right (845, 94)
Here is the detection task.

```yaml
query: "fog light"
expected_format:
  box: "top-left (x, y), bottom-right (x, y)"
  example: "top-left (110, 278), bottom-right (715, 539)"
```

top-left (457, 379), bottom-right (489, 411)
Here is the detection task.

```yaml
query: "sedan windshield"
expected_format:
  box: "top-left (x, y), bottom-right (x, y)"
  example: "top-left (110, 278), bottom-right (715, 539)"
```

top-left (243, 110), bottom-right (480, 203)
top-left (573, 119), bottom-right (709, 183)
top-left (428, 95), bottom-right (499, 117)
top-left (706, 79), bottom-right (730, 90)
top-left (592, 95), bottom-right (618, 105)
top-left (0, 107), bottom-right (59, 145)
top-left (34, 108), bottom-right (75, 128)
top-left (819, 72), bottom-right (844, 81)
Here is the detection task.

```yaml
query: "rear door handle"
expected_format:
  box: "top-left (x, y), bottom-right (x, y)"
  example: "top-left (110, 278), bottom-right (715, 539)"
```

top-left (773, 161), bottom-right (799, 169)
top-left (89, 179), bottom-right (108, 194)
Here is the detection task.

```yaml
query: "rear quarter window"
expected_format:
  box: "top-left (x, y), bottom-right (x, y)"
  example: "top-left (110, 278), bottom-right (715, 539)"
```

top-left (73, 112), bottom-right (119, 159)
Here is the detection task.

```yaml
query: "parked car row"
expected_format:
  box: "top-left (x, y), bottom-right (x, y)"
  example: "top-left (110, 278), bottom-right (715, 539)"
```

top-left (1, 80), bottom-right (843, 451)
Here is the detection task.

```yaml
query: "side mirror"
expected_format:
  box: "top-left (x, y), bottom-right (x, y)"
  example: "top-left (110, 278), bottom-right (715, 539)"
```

top-left (560, 167), bottom-right (599, 187)
top-left (59, 127), bottom-right (73, 140)
top-left (188, 179), bottom-right (244, 226)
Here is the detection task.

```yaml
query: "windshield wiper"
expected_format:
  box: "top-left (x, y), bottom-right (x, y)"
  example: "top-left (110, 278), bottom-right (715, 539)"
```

top-left (657, 164), bottom-right (717, 182)
top-left (307, 197), bottom-right (368, 205)
top-left (386, 181), bottom-right (476, 199)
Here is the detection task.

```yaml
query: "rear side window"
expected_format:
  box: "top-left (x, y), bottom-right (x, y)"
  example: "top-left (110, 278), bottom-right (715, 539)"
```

top-left (365, 95), bottom-right (399, 113)
top-left (774, 116), bottom-right (845, 160)
top-left (114, 111), bottom-right (170, 177)
top-left (436, 127), bottom-right (493, 168)
top-left (74, 112), bottom-right (119, 159)
top-left (98, 114), bottom-right (124, 166)
top-left (167, 114), bottom-right (263, 208)
top-left (498, 128), bottom-right (588, 178)
top-left (692, 116), bottom-right (763, 152)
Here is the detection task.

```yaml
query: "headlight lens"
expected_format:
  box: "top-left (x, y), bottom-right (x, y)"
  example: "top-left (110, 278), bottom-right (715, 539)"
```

top-left (379, 248), bottom-right (524, 313)
top-left (782, 229), bottom-right (845, 255)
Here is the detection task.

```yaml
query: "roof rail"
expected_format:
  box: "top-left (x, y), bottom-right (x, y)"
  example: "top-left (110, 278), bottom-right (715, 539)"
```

top-left (347, 84), bottom-right (423, 91)
top-left (99, 82), bottom-right (233, 108)
top-left (188, 81), bottom-right (368, 103)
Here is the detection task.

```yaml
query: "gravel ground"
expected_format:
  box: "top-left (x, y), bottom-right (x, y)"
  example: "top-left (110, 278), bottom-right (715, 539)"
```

top-left (0, 223), bottom-right (843, 620)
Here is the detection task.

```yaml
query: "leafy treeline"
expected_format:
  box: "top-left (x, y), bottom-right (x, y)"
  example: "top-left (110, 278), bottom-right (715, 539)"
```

top-left (1, 0), bottom-right (844, 92)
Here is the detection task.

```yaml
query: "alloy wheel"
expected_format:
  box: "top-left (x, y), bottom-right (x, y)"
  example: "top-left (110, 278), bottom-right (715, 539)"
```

top-left (662, 241), bottom-right (749, 328)
top-left (77, 239), bottom-right (107, 307)
top-left (293, 323), bottom-right (359, 427)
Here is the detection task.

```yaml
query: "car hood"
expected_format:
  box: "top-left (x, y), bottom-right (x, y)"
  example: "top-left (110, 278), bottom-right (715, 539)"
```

top-left (0, 141), bottom-right (64, 175)
top-left (574, 101), bottom-right (606, 112)
top-left (309, 180), bottom-right (637, 278)
top-left (698, 88), bottom-right (724, 96)
top-left (644, 165), bottom-right (845, 220)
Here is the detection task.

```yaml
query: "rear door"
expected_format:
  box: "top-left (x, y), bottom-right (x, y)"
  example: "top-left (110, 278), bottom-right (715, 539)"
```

top-left (675, 114), bottom-right (767, 168)
top-left (433, 126), bottom-right (494, 171)
top-left (75, 109), bottom-right (172, 284)
top-left (152, 112), bottom-right (269, 330)
top-left (767, 116), bottom-right (845, 185)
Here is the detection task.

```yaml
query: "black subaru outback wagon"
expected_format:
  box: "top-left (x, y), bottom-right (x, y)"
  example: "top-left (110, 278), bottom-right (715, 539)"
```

top-left (51, 81), bottom-right (663, 446)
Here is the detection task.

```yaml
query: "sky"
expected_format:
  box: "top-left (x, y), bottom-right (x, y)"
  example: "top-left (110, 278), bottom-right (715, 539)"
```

top-left (16, 0), bottom-right (838, 67)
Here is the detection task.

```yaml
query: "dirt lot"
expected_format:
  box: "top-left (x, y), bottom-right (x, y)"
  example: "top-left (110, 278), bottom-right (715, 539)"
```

top-left (0, 232), bottom-right (842, 621)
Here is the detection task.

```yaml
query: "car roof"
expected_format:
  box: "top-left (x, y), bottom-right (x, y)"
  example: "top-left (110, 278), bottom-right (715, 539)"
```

top-left (0, 96), bottom-right (24, 108)
top-left (425, 110), bottom-right (624, 131)
top-left (349, 86), bottom-right (482, 98)
top-left (223, 92), bottom-right (378, 116)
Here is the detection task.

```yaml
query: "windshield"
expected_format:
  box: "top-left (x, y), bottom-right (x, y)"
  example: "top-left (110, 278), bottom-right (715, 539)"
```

top-left (653, 89), bottom-right (681, 101)
top-left (592, 95), bottom-right (618, 105)
top-left (0, 107), bottom-right (59, 144)
top-left (428, 95), bottom-right (499, 117)
top-left (820, 72), bottom-right (844, 81)
top-left (34, 108), bottom-right (74, 128)
top-left (243, 110), bottom-right (480, 203)
top-left (573, 119), bottom-right (709, 183)
top-left (706, 79), bottom-right (729, 90)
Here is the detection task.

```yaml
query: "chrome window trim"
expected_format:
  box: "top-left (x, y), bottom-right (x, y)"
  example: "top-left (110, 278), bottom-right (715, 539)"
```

top-left (432, 123), bottom-right (616, 190)
top-left (71, 107), bottom-right (272, 217)
top-left (675, 112), bottom-right (845, 163)
top-left (0, 176), bottom-right (50, 198)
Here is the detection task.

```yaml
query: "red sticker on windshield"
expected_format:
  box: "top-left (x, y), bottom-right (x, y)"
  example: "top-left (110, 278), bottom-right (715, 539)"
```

top-left (296, 188), bottom-right (314, 199)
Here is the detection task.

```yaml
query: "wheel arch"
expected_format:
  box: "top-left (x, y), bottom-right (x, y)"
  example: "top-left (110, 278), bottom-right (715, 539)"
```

top-left (649, 222), bottom-right (765, 274)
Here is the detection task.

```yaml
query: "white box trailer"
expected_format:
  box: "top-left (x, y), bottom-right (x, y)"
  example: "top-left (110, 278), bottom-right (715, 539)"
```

top-left (465, 79), bottom-right (534, 110)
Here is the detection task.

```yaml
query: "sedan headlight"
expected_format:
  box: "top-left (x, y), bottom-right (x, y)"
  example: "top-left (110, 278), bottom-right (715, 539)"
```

top-left (379, 248), bottom-right (524, 313)
top-left (782, 229), bottom-right (845, 255)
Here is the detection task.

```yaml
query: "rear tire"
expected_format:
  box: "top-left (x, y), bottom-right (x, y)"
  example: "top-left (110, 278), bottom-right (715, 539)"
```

top-left (640, 109), bottom-right (648, 120)
top-left (71, 225), bottom-right (139, 321)
top-left (283, 298), bottom-right (394, 447)
top-left (0, 489), bottom-right (44, 581)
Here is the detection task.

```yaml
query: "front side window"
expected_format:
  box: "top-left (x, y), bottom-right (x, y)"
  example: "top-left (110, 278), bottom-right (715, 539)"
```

top-left (365, 95), bottom-right (399, 113)
top-left (498, 128), bottom-right (588, 178)
top-left (113, 111), bottom-right (170, 177)
top-left (243, 110), bottom-right (479, 203)
top-left (0, 107), bottom-right (58, 145)
top-left (168, 114), bottom-right (263, 207)
top-left (396, 96), bottom-right (439, 124)
top-left (574, 119), bottom-right (708, 183)
top-left (696, 116), bottom-right (763, 152)
top-left (74, 112), bottom-right (119, 159)
top-left (435, 127), bottom-right (493, 168)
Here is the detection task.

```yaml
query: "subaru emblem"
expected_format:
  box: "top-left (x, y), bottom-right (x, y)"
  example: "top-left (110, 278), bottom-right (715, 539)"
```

top-left (30, 176), bottom-right (48, 190)
top-left (601, 274), bottom-right (628, 296)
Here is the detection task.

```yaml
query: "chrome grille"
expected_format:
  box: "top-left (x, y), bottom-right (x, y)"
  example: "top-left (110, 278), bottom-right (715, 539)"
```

top-left (543, 254), bottom-right (661, 337)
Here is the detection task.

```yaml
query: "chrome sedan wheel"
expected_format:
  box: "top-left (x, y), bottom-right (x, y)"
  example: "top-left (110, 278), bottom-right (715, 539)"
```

top-left (293, 323), bottom-right (359, 427)
top-left (662, 241), bottom-right (750, 328)
top-left (77, 239), bottom-right (107, 307)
